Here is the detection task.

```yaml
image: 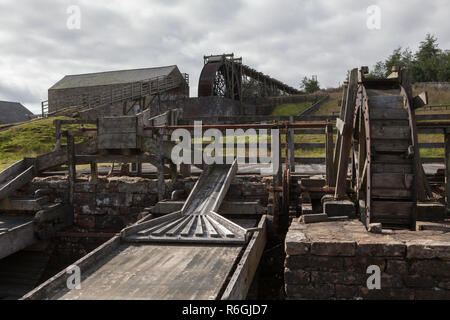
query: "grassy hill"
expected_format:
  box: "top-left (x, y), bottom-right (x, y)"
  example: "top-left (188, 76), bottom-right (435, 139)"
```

top-left (0, 117), bottom-right (87, 171)
top-left (270, 101), bottom-right (313, 116)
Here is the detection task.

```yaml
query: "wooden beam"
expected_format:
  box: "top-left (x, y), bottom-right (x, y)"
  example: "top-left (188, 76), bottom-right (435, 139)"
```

top-left (221, 216), bottom-right (267, 300)
top-left (0, 165), bottom-right (35, 201)
top-left (335, 69), bottom-right (358, 199)
top-left (325, 124), bottom-right (335, 186)
top-left (446, 130), bottom-right (450, 212)
top-left (0, 197), bottom-right (47, 211)
top-left (288, 116), bottom-right (295, 172)
top-left (67, 134), bottom-right (76, 205)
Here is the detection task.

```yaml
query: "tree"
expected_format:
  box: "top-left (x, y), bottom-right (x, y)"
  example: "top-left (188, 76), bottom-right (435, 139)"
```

top-left (437, 50), bottom-right (450, 82)
top-left (368, 34), bottom-right (449, 82)
top-left (413, 33), bottom-right (442, 82)
top-left (300, 76), bottom-right (320, 94)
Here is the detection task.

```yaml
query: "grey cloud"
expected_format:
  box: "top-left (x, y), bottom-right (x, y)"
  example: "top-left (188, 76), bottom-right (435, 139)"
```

top-left (0, 0), bottom-right (449, 114)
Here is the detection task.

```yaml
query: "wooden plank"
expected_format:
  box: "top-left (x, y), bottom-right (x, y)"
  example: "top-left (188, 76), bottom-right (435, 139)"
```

top-left (21, 236), bottom-right (121, 300)
top-left (372, 139), bottom-right (410, 153)
top-left (368, 95), bottom-right (403, 109)
top-left (370, 108), bottom-right (408, 120)
top-left (221, 216), bottom-right (267, 300)
top-left (371, 201), bottom-right (414, 218)
top-left (370, 125), bottom-right (410, 140)
top-left (0, 159), bottom-right (26, 185)
top-left (0, 197), bottom-right (47, 211)
top-left (371, 188), bottom-right (412, 199)
top-left (0, 216), bottom-right (36, 260)
top-left (372, 173), bottom-right (414, 190)
top-left (67, 134), bottom-right (75, 206)
top-left (0, 166), bottom-right (35, 201)
top-left (98, 133), bottom-right (137, 149)
top-left (325, 124), bottom-right (335, 186)
top-left (335, 69), bottom-right (358, 198)
top-left (372, 163), bottom-right (413, 174)
top-left (446, 131), bottom-right (450, 212)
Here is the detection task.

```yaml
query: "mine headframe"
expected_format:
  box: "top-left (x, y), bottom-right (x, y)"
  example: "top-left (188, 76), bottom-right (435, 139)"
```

top-left (198, 53), bottom-right (301, 102)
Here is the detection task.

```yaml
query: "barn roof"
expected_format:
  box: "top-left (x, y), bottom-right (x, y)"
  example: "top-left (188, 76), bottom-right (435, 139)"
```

top-left (0, 101), bottom-right (33, 124)
top-left (50, 65), bottom-right (178, 90)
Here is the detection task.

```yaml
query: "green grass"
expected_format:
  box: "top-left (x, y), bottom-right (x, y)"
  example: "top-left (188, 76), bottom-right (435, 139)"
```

top-left (0, 117), bottom-right (91, 171)
top-left (314, 91), bottom-right (342, 115)
top-left (270, 102), bottom-right (312, 116)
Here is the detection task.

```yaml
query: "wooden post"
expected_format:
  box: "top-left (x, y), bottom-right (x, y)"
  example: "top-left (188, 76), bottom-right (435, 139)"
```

top-left (90, 162), bottom-right (98, 183)
top-left (53, 120), bottom-right (62, 151)
top-left (287, 116), bottom-right (295, 172)
top-left (67, 133), bottom-right (76, 206)
top-left (180, 164), bottom-right (191, 178)
top-left (169, 161), bottom-right (178, 182)
top-left (325, 123), bottom-right (335, 186)
top-left (335, 69), bottom-right (358, 199)
top-left (445, 129), bottom-right (450, 213)
top-left (273, 129), bottom-right (283, 233)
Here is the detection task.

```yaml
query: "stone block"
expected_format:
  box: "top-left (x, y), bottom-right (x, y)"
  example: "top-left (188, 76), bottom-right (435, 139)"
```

top-left (284, 268), bottom-right (310, 285)
top-left (403, 275), bottom-right (437, 288)
top-left (407, 242), bottom-right (450, 260)
top-left (368, 223), bottom-right (382, 234)
top-left (343, 257), bottom-right (386, 273)
top-left (285, 231), bottom-right (310, 256)
top-left (417, 203), bottom-right (446, 222)
top-left (386, 260), bottom-right (408, 275)
top-left (356, 240), bottom-right (406, 257)
top-left (323, 199), bottom-right (356, 218)
top-left (410, 260), bottom-right (450, 277)
top-left (285, 255), bottom-right (345, 272)
top-left (335, 285), bottom-right (359, 299)
top-left (311, 240), bottom-right (356, 256)
top-left (358, 288), bottom-right (414, 300)
top-left (299, 213), bottom-right (327, 224)
top-left (311, 271), bottom-right (366, 285)
top-left (285, 283), bottom-right (335, 299)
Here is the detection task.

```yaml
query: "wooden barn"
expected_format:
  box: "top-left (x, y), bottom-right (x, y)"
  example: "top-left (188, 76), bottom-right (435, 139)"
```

top-left (47, 65), bottom-right (189, 115)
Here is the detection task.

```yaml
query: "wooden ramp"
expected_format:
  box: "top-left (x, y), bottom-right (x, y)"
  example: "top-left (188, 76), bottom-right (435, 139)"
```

top-left (21, 159), bottom-right (266, 300)
top-left (0, 215), bottom-right (36, 260)
top-left (22, 217), bottom-right (266, 300)
top-left (122, 160), bottom-right (250, 244)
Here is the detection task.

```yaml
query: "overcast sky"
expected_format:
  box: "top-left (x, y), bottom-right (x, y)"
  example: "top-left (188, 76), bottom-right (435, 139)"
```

top-left (0, 0), bottom-right (449, 113)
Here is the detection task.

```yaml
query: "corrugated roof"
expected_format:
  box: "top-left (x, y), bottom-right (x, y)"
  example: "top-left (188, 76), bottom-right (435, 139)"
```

top-left (0, 101), bottom-right (33, 124)
top-left (50, 65), bottom-right (178, 90)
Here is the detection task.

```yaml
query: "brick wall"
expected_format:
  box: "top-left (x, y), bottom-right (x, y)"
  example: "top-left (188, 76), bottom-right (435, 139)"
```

top-left (284, 220), bottom-right (450, 300)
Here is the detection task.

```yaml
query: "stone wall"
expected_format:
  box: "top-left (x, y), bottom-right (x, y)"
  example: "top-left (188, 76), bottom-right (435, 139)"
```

top-left (285, 220), bottom-right (450, 300)
top-left (21, 174), bottom-right (269, 234)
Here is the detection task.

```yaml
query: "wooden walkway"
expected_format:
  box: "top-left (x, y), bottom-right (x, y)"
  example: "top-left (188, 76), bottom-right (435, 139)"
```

top-left (23, 217), bottom-right (266, 300)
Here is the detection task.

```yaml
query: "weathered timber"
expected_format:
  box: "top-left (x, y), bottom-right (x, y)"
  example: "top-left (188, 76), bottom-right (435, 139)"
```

top-left (335, 69), bottom-right (358, 198)
top-left (221, 216), bottom-right (267, 300)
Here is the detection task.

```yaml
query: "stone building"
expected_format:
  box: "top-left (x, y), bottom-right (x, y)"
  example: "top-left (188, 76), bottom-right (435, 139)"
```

top-left (0, 101), bottom-right (33, 124)
top-left (48, 65), bottom-right (189, 114)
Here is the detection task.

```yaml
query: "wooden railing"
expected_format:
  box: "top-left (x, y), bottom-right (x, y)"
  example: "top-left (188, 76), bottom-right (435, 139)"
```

top-left (51, 74), bottom-right (183, 112)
